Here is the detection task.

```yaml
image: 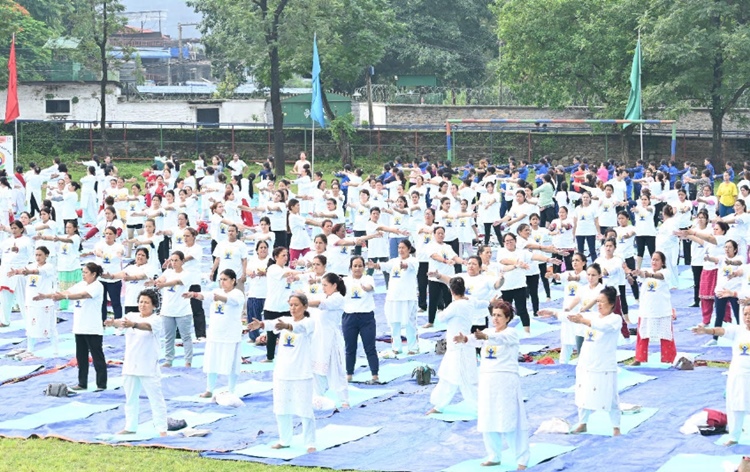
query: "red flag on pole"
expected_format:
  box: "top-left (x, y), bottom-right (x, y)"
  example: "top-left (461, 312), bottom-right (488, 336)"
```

top-left (5, 35), bottom-right (19, 124)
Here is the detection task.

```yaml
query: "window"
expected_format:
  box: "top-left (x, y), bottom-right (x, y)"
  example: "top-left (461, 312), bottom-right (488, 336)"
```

top-left (196, 108), bottom-right (219, 127)
top-left (45, 99), bottom-right (71, 114)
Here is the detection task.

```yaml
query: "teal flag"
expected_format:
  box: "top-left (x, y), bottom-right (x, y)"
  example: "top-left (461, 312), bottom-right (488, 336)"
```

top-left (311, 34), bottom-right (325, 128)
top-left (623, 40), bottom-right (641, 129)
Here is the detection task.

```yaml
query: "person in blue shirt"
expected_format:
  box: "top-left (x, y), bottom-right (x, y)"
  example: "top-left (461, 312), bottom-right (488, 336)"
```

top-left (377, 163), bottom-right (395, 184)
top-left (533, 157), bottom-right (550, 186)
top-left (667, 161), bottom-right (688, 188)
top-left (517, 160), bottom-right (530, 181)
top-left (723, 161), bottom-right (735, 182)
top-left (334, 164), bottom-right (352, 207)
top-left (460, 159), bottom-right (474, 181)
top-left (705, 158), bottom-right (716, 186)
top-left (627, 159), bottom-right (645, 199)
top-left (418, 156), bottom-right (431, 172)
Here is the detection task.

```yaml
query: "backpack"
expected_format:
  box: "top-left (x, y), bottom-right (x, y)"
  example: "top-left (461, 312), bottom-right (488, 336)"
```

top-left (44, 383), bottom-right (74, 397)
top-left (411, 365), bottom-right (436, 386)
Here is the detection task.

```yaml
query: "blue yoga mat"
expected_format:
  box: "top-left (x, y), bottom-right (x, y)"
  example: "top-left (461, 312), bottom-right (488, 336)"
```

top-left (582, 407), bottom-right (658, 436)
top-left (443, 443), bottom-right (577, 471)
top-left (96, 409), bottom-right (233, 442)
top-left (172, 355), bottom-right (204, 368)
top-left (428, 401), bottom-right (476, 422)
top-left (656, 453), bottom-right (745, 472)
top-left (0, 319), bottom-right (26, 333)
top-left (172, 379), bottom-right (273, 403)
top-left (240, 360), bottom-right (275, 373)
top-left (0, 364), bottom-right (44, 383)
top-left (714, 414), bottom-right (750, 446)
top-left (553, 368), bottom-right (656, 394)
top-left (351, 360), bottom-right (431, 384)
top-left (0, 337), bottom-right (23, 349)
top-left (514, 318), bottom-right (558, 338)
top-left (232, 424), bottom-right (381, 460)
top-left (518, 366), bottom-right (537, 377)
top-left (375, 338), bottom-right (436, 360)
top-left (324, 385), bottom-right (396, 408)
top-left (0, 401), bottom-right (118, 430)
top-left (419, 319), bottom-right (449, 334)
top-left (34, 337), bottom-right (76, 358)
top-left (570, 349), bottom-right (634, 366)
top-left (518, 344), bottom-right (548, 355)
top-left (627, 352), bottom-right (697, 370)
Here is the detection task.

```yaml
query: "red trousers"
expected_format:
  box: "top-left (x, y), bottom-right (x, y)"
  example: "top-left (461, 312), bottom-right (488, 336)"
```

top-left (635, 319), bottom-right (676, 363)
top-left (700, 298), bottom-right (732, 325)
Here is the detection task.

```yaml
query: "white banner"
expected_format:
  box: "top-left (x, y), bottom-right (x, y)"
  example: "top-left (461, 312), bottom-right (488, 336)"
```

top-left (0, 136), bottom-right (13, 175)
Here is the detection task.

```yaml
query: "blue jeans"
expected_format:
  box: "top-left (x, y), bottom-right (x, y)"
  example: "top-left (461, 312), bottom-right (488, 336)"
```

top-left (342, 312), bottom-right (379, 376)
top-left (246, 297), bottom-right (265, 341)
top-left (719, 203), bottom-right (735, 217)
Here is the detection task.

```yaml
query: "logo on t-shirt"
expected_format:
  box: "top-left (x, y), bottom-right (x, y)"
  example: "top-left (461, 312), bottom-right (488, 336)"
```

top-left (585, 329), bottom-right (595, 342)
top-left (103, 254), bottom-right (111, 264)
top-left (445, 218), bottom-right (453, 228)
top-left (176, 237), bottom-right (184, 245)
top-left (215, 302), bottom-right (224, 314)
top-left (224, 250), bottom-right (233, 260)
top-left (29, 276), bottom-right (38, 288)
top-left (220, 224), bottom-right (227, 234)
top-left (602, 204), bottom-right (610, 212)
top-left (647, 280), bottom-right (657, 292)
top-left (423, 235), bottom-right (431, 245)
top-left (74, 300), bottom-right (82, 308)
top-left (723, 266), bottom-right (732, 278)
top-left (392, 269), bottom-right (401, 279)
top-left (340, 246), bottom-right (348, 255)
top-left (740, 343), bottom-right (750, 356)
top-left (567, 284), bottom-right (577, 297)
top-left (351, 287), bottom-right (362, 299)
top-left (638, 212), bottom-right (646, 222)
top-left (466, 285), bottom-right (473, 296)
top-left (61, 244), bottom-right (69, 255)
top-left (168, 286), bottom-right (176, 293)
top-left (309, 285), bottom-right (318, 294)
top-left (483, 345), bottom-right (498, 359)
top-left (282, 333), bottom-right (296, 347)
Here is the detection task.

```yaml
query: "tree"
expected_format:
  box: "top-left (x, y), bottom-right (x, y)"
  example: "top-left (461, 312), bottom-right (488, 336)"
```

top-left (188, 0), bottom-right (396, 174)
top-left (642, 0), bottom-right (750, 161)
top-left (376, 0), bottom-right (497, 88)
top-left (0, 1), bottom-right (54, 83)
top-left (494, 0), bottom-right (645, 113)
top-left (71, 0), bottom-right (127, 151)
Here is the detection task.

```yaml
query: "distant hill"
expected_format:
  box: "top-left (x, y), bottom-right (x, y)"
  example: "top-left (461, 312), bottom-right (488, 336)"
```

top-left (120, 0), bottom-right (202, 38)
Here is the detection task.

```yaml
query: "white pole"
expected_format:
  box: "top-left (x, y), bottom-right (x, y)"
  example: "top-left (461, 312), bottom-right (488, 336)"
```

top-left (14, 119), bottom-right (18, 163)
top-left (638, 30), bottom-right (644, 161)
top-left (311, 119), bottom-right (315, 174)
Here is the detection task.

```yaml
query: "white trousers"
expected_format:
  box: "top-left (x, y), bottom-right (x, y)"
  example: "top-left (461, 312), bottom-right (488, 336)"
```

top-left (389, 321), bottom-right (417, 353)
top-left (559, 344), bottom-right (574, 364)
top-left (123, 375), bottom-right (168, 433)
top-left (728, 410), bottom-right (746, 442)
top-left (482, 430), bottom-right (530, 466)
top-left (276, 414), bottom-right (316, 448)
top-left (430, 378), bottom-right (477, 411)
top-left (314, 373), bottom-right (349, 404)
top-left (0, 285), bottom-right (26, 325)
top-left (579, 407), bottom-right (621, 428)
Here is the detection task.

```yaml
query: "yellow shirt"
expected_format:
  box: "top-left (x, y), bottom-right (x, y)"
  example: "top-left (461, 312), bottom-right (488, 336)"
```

top-left (717, 182), bottom-right (738, 206)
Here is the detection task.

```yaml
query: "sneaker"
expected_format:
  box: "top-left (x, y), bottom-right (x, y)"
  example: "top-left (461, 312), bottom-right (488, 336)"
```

top-left (703, 339), bottom-right (718, 347)
top-left (69, 385), bottom-right (86, 391)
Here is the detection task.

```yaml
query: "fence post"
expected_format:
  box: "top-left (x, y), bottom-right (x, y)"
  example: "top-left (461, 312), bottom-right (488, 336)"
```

top-left (604, 133), bottom-right (608, 160)
top-left (489, 129), bottom-right (493, 160)
top-left (377, 129), bottom-right (381, 155)
top-left (124, 124), bottom-right (128, 159)
top-left (159, 124), bottom-right (164, 150)
top-left (414, 131), bottom-right (418, 160)
top-left (267, 129), bottom-right (271, 156)
top-left (89, 122), bottom-right (93, 156)
top-left (527, 131), bottom-right (532, 161)
top-left (231, 125), bottom-right (235, 154)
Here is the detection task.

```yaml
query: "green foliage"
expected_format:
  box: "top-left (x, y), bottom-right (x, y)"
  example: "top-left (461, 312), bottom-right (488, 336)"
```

top-left (376, 0), bottom-right (497, 88)
top-left (0, 1), bottom-right (54, 83)
top-left (327, 112), bottom-right (356, 145)
top-left (133, 54), bottom-right (145, 85)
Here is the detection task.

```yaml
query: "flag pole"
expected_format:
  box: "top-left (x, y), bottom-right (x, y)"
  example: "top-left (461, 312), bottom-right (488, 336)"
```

top-left (311, 118), bottom-right (315, 174)
top-left (638, 30), bottom-right (644, 161)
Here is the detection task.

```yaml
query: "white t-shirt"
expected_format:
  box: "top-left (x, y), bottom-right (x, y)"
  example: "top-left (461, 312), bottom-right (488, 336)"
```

top-left (725, 324), bottom-right (750, 375)
top-left (478, 328), bottom-right (519, 374)
top-left (71, 280), bottom-right (104, 335)
top-left (288, 213), bottom-right (312, 250)
top-left (574, 205), bottom-right (598, 236)
top-left (495, 247), bottom-right (531, 290)
top-left (343, 275), bottom-right (375, 313)
top-left (246, 256), bottom-right (270, 299)
top-left (266, 316), bottom-right (314, 380)
top-left (213, 240), bottom-right (248, 276)
top-left (366, 220), bottom-right (390, 259)
top-left (427, 242), bottom-right (457, 281)
top-left (263, 264), bottom-right (295, 312)
top-left (595, 255), bottom-right (626, 287)
top-left (613, 227), bottom-right (636, 260)
top-left (206, 289), bottom-right (244, 343)
top-left (57, 235), bottom-right (82, 272)
top-left (122, 312), bottom-right (163, 377)
top-left (160, 269), bottom-right (198, 317)
top-left (95, 241), bottom-right (124, 283)
top-left (596, 196), bottom-right (619, 228)
top-left (633, 206), bottom-right (657, 236)
top-left (122, 263), bottom-right (158, 307)
top-left (577, 313), bottom-right (622, 372)
top-left (380, 257), bottom-right (418, 301)
top-left (326, 234), bottom-right (353, 276)
top-left (25, 263), bottom-right (56, 308)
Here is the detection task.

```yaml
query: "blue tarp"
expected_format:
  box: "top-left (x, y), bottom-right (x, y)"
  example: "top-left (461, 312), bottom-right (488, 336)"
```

top-left (0, 239), bottom-right (744, 471)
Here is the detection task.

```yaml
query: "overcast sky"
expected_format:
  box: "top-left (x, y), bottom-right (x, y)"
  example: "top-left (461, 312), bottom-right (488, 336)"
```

top-left (120, 0), bottom-right (203, 38)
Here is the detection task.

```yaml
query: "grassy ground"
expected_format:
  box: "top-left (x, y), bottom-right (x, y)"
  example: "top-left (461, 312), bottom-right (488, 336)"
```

top-left (0, 436), bottom-right (334, 472)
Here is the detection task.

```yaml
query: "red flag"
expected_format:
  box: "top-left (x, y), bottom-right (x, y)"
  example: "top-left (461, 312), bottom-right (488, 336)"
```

top-left (5, 35), bottom-right (19, 124)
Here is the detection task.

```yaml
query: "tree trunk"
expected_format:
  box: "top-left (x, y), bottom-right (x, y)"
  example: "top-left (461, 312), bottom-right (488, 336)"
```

top-left (99, 1), bottom-right (108, 153)
top-left (711, 113), bottom-right (723, 162)
top-left (269, 43), bottom-right (285, 176)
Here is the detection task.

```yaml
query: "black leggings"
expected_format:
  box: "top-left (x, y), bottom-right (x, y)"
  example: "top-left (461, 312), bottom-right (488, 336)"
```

top-left (190, 284), bottom-right (206, 338)
top-left (428, 280), bottom-right (451, 324)
top-left (502, 287), bottom-right (530, 327)
top-left (552, 251), bottom-right (573, 275)
top-left (624, 256), bottom-right (640, 300)
top-left (618, 284), bottom-right (629, 315)
top-left (483, 223), bottom-right (503, 245)
top-left (446, 239), bottom-right (462, 273)
top-left (714, 297), bottom-right (740, 339)
top-left (353, 230), bottom-right (366, 256)
top-left (273, 230), bottom-right (288, 249)
top-left (75, 334), bottom-right (107, 389)
top-left (681, 227), bottom-right (691, 265)
top-left (526, 274), bottom-right (541, 315)
top-left (538, 263), bottom-right (551, 297)
top-left (418, 262), bottom-right (428, 311)
top-left (539, 206), bottom-right (555, 227)
top-left (100, 280), bottom-right (123, 321)
top-left (636, 236), bottom-right (656, 259)
top-left (576, 235), bottom-right (597, 262)
top-left (691, 265), bottom-right (703, 305)
top-left (263, 310), bottom-right (289, 360)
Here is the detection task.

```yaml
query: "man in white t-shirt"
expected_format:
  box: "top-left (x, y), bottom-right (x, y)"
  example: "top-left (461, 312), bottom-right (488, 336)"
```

top-left (210, 224), bottom-right (248, 285)
top-left (226, 154), bottom-right (248, 177)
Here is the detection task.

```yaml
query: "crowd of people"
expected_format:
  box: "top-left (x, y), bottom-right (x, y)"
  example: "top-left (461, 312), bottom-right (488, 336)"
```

top-left (1, 150), bottom-right (750, 463)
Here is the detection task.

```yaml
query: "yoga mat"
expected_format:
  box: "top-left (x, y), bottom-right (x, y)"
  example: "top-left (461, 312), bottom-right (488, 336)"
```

top-left (582, 407), bottom-right (658, 436)
top-left (443, 443), bottom-right (577, 471)
top-left (0, 401), bottom-right (119, 430)
top-left (240, 361), bottom-right (275, 373)
top-left (172, 380), bottom-right (273, 403)
top-left (34, 337), bottom-right (76, 358)
top-left (96, 409), bottom-right (233, 443)
top-left (233, 424), bottom-right (381, 460)
top-left (240, 342), bottom-right (265, 358)
top-left (514, 318), bottom-right (558, 338)
top-left (428, 401), bottom-right (476, 422)
top-left (714, 415), bottom-right (750, 446)
top-left (419, 319), bottom-right (449, 334)
top-left (656, 453), bottom-right (745, 472)
top-left (519, 366), bottom-right (537, 377)
top-left (375, 338), bottom-right (436, 360)
top-left (324, 385), bottom-right (396, 408)
top-left (0, 337), bottom-right (23, 348)
top-left (0, 319), bottom-right (26, 333)
top-left (172, 355), bottom-right (204, 368)
top-left (570, 350), bottom-right (634, 366)
top-left (351, 360), bottom-right (430, 384)
top-left (518, 344), bottom-right (548, 355)
top-left (0, 364), bottom-right (44, 383)
top-left (628, 352), bottom-right (698, 369)
top-left (553, 368), bottom-right (656, 394)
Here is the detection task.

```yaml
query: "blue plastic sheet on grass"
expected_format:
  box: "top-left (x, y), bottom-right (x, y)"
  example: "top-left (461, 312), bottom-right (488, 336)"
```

top-left (0, 260), bottom-right (744, 471)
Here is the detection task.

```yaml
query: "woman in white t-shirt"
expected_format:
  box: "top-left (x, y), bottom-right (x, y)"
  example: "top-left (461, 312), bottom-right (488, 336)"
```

top-left (342, 256), bottom-right (379, 383)
top-left (38, 219), bottom-right (82, 312)
top-left (573, 191), bottom-right (599, 263)
top-left (696, 184), bottom-right (718, 220)
top-left (106, 290), bottom-right (167, 437)
top-left (93, 226), bottom-right (125, 323)
top-left (36, 262), bottom-right (107, 391)
top-left (655, 205), bottom-right (680, 289)
top-left (366, 207), bottom-right (408, 287)
top-left (287, 198), bottom-right (312, 264)
top-left (15, 246), bottom-right (58, 355)
top-left (246, 239), bottom-right (270, 343)
top-left (262, 247), bottom-right (302, 362)
top-left (721, 199), bottom-right (750, 263)
top-left (633, 193), bottom-right (657, 270)
top-left (478, 181), bottom-right (502, 245)
top-left (595, 237), bottom-right (631, 325)
top-left (258, 190), bottom-right (288, 249)
top-left (708, 240), bottom-right (743, 345)
top-left (104, 247), bottom-right (158, 315)
top-left (688, 210), bottom-right (710, 307)
top-left (190, 269), bottom-right (245, 398)
top-left (549, 206), bottom-right (575, 278)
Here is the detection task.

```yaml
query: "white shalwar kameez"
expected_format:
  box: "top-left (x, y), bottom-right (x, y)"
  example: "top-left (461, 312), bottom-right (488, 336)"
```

top-left (264, 316), bottom-right (316, 449)
top-left (431, 298), bottom-right (477, 411)
top-left (203, 288), bottom-right (244, 393)
top-left (555, 270), bottom-right (586, 363)
top-left (0, 235), bottom-right (33, 325)
top-left (24, 262), bottom-right (58, 352)
top-left (476, 327), bottom-right (530, 468)
top-left (310, 292), bottom-right (348, 405)
top-left (122, 312), bottom-right (167, 434)
top-left (722, 324), bottom-right (750, 442)
top-left (381, 256), bottom-right (419, 353)
top-left (575, 313), bottom-right (622, 428)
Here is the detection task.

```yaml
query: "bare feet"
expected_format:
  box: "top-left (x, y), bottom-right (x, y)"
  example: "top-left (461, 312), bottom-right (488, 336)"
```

top-left (724, 439), bottom-right (738, 446)
top-left (347, 375), bottom-right (353, 382)
top-left (425, 408), bottom-right (439, 415)
top-left (631, 361), bottom-right (641, 366)
top-left (306, 447), bottom-right (316, 453)
top-left (270, 443), bottom-right (289, 450)
top-left (407, 350), bottom-right (419, 355)
top-left (159, 432), bottom-right (168, 437)
top-left (517, 465), bottom-right (527, 470)
top-left (340, 403), bottom-right (350, 409)
top-left (422, 323), bottom-right (433, 328)
top-left (198, 391), bottom-right (212, 398)
top-left (261, 359), bottom-right (274, 363)
top-left (524, 327), bottom-right (531, 334)
top-left (480, 461), bottom-right (500, 467)
top-left (613, 427), bottom-right (621, 436)
top-left (161, 362), bottom-right (172, 368)
top-left (570, 424), bottom-right (587, 434)
top-left (185, 362), bottom-right (191, 368)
